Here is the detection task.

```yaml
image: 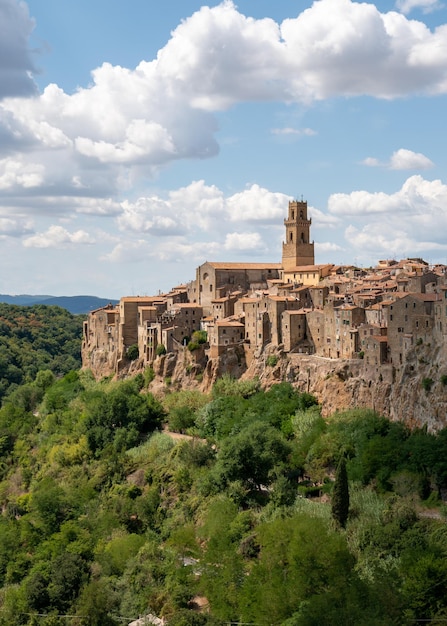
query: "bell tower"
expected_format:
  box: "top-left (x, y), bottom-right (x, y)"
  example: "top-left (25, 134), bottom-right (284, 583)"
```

top-left (282, 200), bottom-right (315, 270)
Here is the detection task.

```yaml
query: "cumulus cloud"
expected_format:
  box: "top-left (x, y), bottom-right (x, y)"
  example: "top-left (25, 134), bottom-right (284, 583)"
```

top-left (0, 216), bottom-right (33, 237)
top-left (0, 0), bottom-right (37, 98)
top-left (328, 175), bottom-right (447, 260)
top-left (396, 0), bottom-right (443, 15)
top-left (23, 225), bottom-right (95, 248)
top-left (224, 231), bottom-right (265, 251)
top-left (362, 148), bottom-right (434, 169)
top-left (0, 158), bottom-right (44, 189)
top-left (389, 148), bottom-right (434, 169)
top-left (227, 184), bottom-right (290, 222)
top-left (1, 0), bottom-right (447, 192)
top-left (117, 181), bottom-right (290, 240)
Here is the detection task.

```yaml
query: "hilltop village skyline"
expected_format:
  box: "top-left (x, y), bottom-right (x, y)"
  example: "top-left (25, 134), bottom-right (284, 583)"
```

top-left (82, 200), bottom-right (447, 376)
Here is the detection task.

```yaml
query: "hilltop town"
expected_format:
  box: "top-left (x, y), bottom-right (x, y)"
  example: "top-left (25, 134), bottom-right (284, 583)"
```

top-left (82, 200), bottom-right (447, 428)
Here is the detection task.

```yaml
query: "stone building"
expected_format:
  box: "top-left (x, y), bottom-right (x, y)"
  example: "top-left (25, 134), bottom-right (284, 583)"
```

top-left (82, 197), bottom-right (447, 377)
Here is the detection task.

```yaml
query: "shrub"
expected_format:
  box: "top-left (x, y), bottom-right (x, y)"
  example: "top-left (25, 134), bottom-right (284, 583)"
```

top-left (192, 330), bottom-right (207, 344)
top-left (441, 374), bottom-right (447, 386)
top-left (156, 344), bottom-right (166, 356)
top-left (126, 344), bottom-right (139, 361)
top-left (266, 355), bottom-right (278, 367)
top-left (144, 366), bottom-right (155, 385)
top-left (422, 377), bottom-right (433, 392)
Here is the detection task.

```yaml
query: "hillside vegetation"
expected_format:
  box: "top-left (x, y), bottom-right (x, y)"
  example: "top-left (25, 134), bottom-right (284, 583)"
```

top-left (1, 368), bottom-right (447, 625)
top-left (0, 303), bottom-right (83, 404)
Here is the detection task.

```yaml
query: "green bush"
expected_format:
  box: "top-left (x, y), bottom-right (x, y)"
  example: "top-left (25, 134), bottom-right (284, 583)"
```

top-left (156, 344), bottom-right (166, 356)
top-left (422, 377), bottom-right (433, 392)
top-left (266, 355), bottom-right (278, 367)
top-left (126, 344), bottom-right (139, 361)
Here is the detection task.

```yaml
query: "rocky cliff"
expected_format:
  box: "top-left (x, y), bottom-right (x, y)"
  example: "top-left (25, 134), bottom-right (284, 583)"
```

top-left (86, 340), bottom-right (447, 432)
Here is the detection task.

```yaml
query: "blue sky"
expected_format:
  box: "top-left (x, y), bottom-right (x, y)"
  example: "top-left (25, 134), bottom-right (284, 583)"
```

top-left (1, 0), bottom-right (447, 297)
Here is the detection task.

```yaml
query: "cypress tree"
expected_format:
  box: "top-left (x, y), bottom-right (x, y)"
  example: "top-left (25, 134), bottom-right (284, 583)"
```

top-left (331, 457), bottom-right (349, 528)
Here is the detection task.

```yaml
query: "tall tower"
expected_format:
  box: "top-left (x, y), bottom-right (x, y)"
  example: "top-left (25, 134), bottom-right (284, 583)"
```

top-left (282, 200), bottom-right (315, 270)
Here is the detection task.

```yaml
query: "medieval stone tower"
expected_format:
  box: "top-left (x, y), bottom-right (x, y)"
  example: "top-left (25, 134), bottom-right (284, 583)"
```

top-left (282, 200), bottom-right (315, 270)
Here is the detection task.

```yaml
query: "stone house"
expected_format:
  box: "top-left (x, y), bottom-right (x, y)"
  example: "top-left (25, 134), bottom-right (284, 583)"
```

top-left (387, 293), bottom-right (438, 365)
top-left (282, 310), bottom-right (309, 353)
top-left (359, 324), bottom-right (389, 365)
top-left (82, 304), bottom-right (119, 354)
top-left (209, 320), bottom-right (245, 358)
top-left (195, 261), bottom-right (281, 315)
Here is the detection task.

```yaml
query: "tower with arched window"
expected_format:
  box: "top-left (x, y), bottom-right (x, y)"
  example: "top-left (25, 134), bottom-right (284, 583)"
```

top-left (282, 200), bottom-right (315, 270)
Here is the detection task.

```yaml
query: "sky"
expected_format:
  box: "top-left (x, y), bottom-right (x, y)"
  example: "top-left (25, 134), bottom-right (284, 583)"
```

top-left (1, 0), bottom-right (447, 298)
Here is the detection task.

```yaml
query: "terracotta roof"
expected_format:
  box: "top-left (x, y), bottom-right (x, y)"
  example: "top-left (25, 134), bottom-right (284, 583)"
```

top-left (176, 303), bottom-right (203, 308)
top-left (121, 296), bottom-right (164, 303)
top-left (283, 264), bottom-right (333, 272)
top-left (410, 293), bottom-right (439, 302)
top-left (205, 262), bottom-right (281, 270)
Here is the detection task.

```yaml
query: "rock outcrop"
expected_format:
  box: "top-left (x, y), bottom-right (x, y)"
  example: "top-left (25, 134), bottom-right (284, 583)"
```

top-left (87, 339), bottom-right (447, 432)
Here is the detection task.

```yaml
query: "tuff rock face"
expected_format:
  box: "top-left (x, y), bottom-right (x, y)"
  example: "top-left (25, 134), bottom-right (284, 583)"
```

top-left (86, 340), bottom-right (447, 432)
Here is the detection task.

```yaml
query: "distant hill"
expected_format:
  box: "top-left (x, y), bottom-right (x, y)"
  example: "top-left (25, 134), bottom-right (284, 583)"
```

top-left (0, 294), bottom-right (118, 315)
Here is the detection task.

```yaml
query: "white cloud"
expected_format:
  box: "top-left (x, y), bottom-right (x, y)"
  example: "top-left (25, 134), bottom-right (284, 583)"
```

top-left (396, 0), bottom-right (443, 15)
top-left (389, 148), bottom-right (434, 169)
top-left (0, 217), bottom-right (33, 237)
top-left (0, 158), bottom-right (44, 189)
top-left (1, 0), bottom-right (447, 193)
top-left (224, 231), bottom-right (265, 251)
top-left (227, 184), bottom-right (290, 222)
top-left (328, 175), bottom-right (447, 260)
top-left (271, 127), bottom-right (317, 137)
top-left (117, 181), bottom-right (291, 240)
top-left (23, 225), bottom-right (96, 248)
top-left (363, 148), bottom-right (434, 169)
top-left (362, 157), bottom-right (382, 167)
top-left (118, 180), bottom-right (225, 235)
top-left (316, 241), bottom-right (345, 252)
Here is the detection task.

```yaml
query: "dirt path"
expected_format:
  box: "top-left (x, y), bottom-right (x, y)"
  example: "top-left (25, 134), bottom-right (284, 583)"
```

top-left (162, 427), bottom-right (206, 444)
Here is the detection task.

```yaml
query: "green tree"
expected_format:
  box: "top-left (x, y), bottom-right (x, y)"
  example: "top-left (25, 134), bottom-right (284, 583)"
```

top-left (215, 422), bottom-right (291, 491)
top-left (332, 457), bottom-right (350, 528)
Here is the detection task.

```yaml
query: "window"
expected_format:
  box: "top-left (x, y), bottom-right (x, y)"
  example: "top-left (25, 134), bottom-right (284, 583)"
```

top-left (210, 285), bottom-right (213, 292)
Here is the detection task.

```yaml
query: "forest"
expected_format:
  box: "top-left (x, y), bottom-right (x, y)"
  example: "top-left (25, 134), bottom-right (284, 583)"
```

top-left (0, 305), bottom-right (447, 624)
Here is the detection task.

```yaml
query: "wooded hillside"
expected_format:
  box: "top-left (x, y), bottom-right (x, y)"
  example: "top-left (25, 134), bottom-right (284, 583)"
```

top-left (0, 303), bottom-right (83, 404)
top-left (1, 367), bottom-right (447, 625)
